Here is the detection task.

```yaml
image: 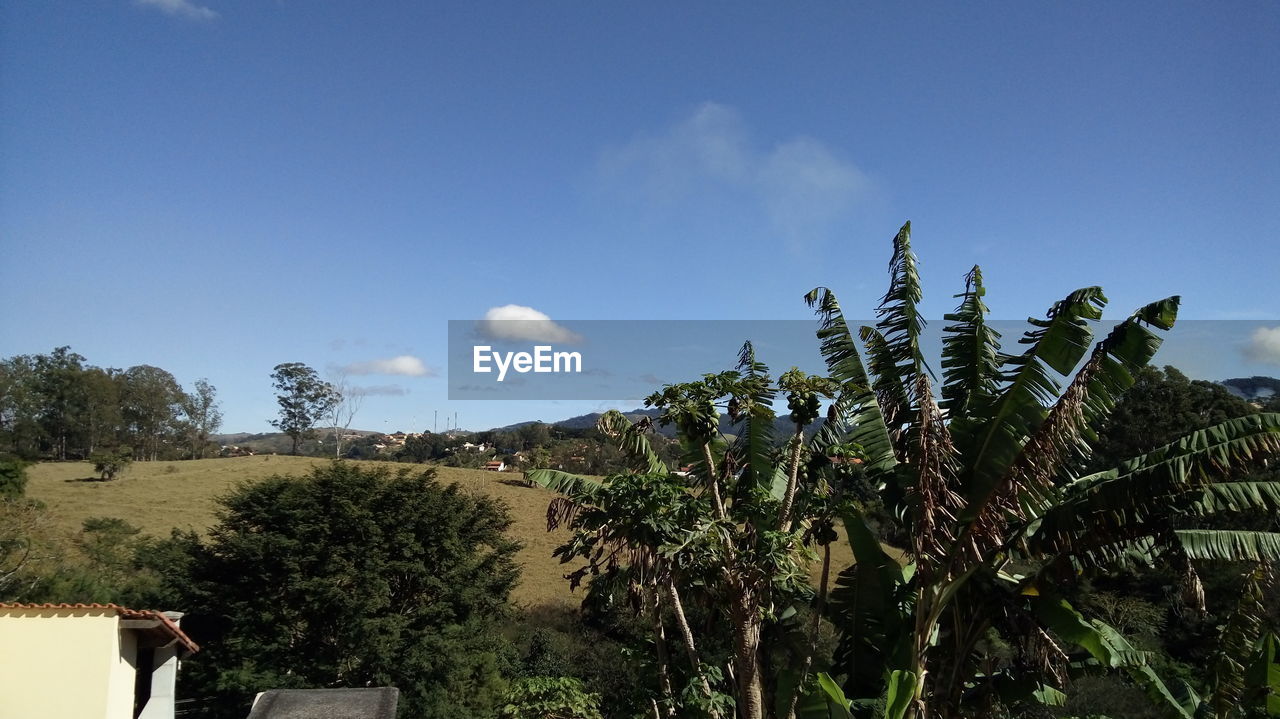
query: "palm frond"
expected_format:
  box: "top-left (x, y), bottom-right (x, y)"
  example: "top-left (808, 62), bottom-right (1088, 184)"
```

top-left (1032, 594), bottom-right (1193, 718)
top-left (874, 221), bottom-right (931, 382)
top-left (1174, 531), bottom-right (1280, 562)
top-left (954, 287), bottom-right (1108, 524)
top-left (730, 341), bottom-right (778, 496)
top-left (597, 409), bottom-right (667, 475)
top-left (941, 265), bottom-right (1002, 419)
top-left (1004, 296), bottom-right (1180, 501)
top-left (1205, 563), bottom-right (1271, 715)
top-left (827, 508), bottom-right (914, 698)
top-left (526, 468), bottom-right (605, 503)
top-left (805, 287), bottom-right (898, 474)
top-left (859, 325), bottom-right (911, 450)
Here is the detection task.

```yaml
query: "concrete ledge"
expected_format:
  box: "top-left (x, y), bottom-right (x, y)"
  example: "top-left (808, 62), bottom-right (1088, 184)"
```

top-left (246, 687), bottom-right (399, 719)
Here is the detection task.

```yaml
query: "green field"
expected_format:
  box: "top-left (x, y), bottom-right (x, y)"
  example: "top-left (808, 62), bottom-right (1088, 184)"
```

top-left (26, 456), bottom-right (856, 613)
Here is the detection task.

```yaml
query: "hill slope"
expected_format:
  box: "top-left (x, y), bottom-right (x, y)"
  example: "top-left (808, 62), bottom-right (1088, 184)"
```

top-left (26, 457), bottom-right (856, 612)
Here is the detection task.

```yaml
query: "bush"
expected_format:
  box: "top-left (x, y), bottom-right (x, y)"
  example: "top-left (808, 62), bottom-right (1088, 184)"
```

top-left (173, 461), bottom-right (522, 719)
top-left (499, 677), bottom-right (603, 719)
top-left (90, 451), bottom-right (132, 481)
top-left (0, 457), bottom-right (28, 499)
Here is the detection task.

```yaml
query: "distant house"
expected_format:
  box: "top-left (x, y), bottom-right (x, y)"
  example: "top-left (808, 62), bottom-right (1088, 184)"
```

top-left (483, 460), bottom-right (505, 472)
top-left (0, 602), bottom-right (199, 719)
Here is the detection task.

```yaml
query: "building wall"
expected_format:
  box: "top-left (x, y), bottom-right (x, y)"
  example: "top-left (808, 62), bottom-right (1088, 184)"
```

top-left (0, 609), bottom-right (136, 719)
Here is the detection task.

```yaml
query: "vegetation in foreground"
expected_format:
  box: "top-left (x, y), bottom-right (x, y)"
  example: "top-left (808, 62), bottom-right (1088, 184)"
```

top-left (2, 222), bottom-right (1278, 719)
top-left (530, 223), bottom-right (1280, 718)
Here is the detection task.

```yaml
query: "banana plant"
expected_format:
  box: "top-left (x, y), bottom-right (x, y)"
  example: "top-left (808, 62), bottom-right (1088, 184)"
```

top-left (806, 222), bottom-right (1280, 719)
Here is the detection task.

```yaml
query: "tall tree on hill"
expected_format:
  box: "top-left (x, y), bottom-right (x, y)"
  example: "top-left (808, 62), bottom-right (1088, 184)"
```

top-left (322, 373), bottom-right (362, 459)
top-left (121, 365), bottom-right (183, 461)
top-left (82, 367), bottom-right (123, 457)
top-left (0, 355), bottom-right (41, 458)
top-left (269, 363), bottom-right (340, 455)
top-left (180, 379), bottom-right (222, 459)
top-left (33, 347), bottom-right (89, 460)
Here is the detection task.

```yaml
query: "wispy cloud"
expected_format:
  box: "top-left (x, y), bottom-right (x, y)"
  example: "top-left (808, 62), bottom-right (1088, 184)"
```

top-left (350, 384), bottom-right (410, 397)
top-left (342, 355), bottom-right (435, 377)
top-left (599, 102), bottom-right (874, 248)
top-left (1243, 326), bottom-right (1280, 366)
top-left (135, 0), bottom-right (218, 21)
top-left (477, 305), bottom-right (582, 344)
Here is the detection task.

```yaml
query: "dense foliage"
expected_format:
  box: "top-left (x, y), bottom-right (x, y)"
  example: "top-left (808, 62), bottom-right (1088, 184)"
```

top-left (165, 462), bottom-right (520, 718)
top-left (0, 346), bottom-right (222, 461)
top-left (6, 225), bottom-right (1279, 719)
top-left (533, 222), bottom-right (1280, 719)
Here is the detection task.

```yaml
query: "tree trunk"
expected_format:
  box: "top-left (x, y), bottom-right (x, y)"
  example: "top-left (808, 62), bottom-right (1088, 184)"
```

top-left (648, 586), bottom-right (677, 717)
top-left (785, 541), bottom-right (832, 719)
top-left (666, 580), bottom-right (717, 712)
top-left (906, 584), bottom-right (937, 719)
top-left (778, 426), bottom-right (806, 532)
top-left (731, 587), bottom-right (765, 719)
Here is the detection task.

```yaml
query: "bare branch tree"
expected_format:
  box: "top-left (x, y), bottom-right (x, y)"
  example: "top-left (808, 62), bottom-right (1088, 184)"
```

top-left (325, 373), bottom-right (364, 458)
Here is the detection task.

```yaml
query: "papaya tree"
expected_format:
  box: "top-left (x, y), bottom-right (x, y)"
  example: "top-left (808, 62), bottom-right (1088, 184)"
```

top-left (531, 357), bottom-right (846, 719)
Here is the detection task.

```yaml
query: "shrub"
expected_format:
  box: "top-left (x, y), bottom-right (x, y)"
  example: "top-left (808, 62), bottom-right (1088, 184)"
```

top-left (90, 451), bottom-right (132, 481)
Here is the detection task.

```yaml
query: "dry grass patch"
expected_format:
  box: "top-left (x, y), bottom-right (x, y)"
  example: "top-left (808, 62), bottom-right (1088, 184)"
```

top-left (26, 457), bottom-right (861, 612)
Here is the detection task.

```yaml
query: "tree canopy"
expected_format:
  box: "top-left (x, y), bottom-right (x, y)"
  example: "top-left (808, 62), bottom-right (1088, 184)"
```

top-left (269, 362), bottom-right (340, 455)
top-left (171, 462), bottom-right (522, 719)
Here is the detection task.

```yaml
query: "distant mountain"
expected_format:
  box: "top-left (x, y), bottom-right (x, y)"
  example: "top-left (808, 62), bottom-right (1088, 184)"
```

top-left (1221, 376), bottom-right (1280, 401)
top-left (493, 408), bottom-right (666, 433)
top-left (493, 407), bottom-right (819, 441)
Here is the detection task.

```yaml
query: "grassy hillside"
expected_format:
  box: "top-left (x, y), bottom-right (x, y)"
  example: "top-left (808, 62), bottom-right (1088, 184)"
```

top-left (26, 457), bottom-right (856, 613)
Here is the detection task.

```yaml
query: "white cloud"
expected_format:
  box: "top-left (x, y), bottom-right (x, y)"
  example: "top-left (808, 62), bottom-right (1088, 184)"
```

top-left (599, 102), bottom-right (873, 247)
top-left (342, 355), bottom-right (435, 377)
top-left (1243, 326), bottom-right (1280, 366)
top-left (135, 0), bottom-right (218, 21)
top-left (478, 305), bottom-right (582, 344)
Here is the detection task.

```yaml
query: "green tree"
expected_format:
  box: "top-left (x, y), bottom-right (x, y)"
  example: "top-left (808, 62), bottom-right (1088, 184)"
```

top-left (33, 347), bottom-right (89, 459)
top-left (500, 677), bottom-right (604, 719)
top-left (1088, 365), bottom-right (1259, 472)
top-left (269, 363), bottom-right (340, 455)
top-left (533, 366), bottom-right (839, 719)
top-left (179, 378), bottom-right (222, 459)
top-left (0, 355), bottom-right (41, 458)
top-left (81, 366), bottom-right (124, 456)
top-left (120, 364), bottom-right (183, 460)
top-left (175, 462), bottom-right (521, 719)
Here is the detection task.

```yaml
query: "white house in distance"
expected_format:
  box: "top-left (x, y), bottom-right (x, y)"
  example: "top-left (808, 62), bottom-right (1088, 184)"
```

top-left (0, 602), bottom-right (200, 719)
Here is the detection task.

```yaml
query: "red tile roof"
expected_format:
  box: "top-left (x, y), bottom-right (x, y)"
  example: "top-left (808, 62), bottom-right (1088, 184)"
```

top-left (0, 603), bottom-right (199, 653)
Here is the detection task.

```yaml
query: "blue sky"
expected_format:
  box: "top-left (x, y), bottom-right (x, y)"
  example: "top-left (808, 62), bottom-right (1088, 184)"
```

top-left (2, 1), bottom-right (1278, 432)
